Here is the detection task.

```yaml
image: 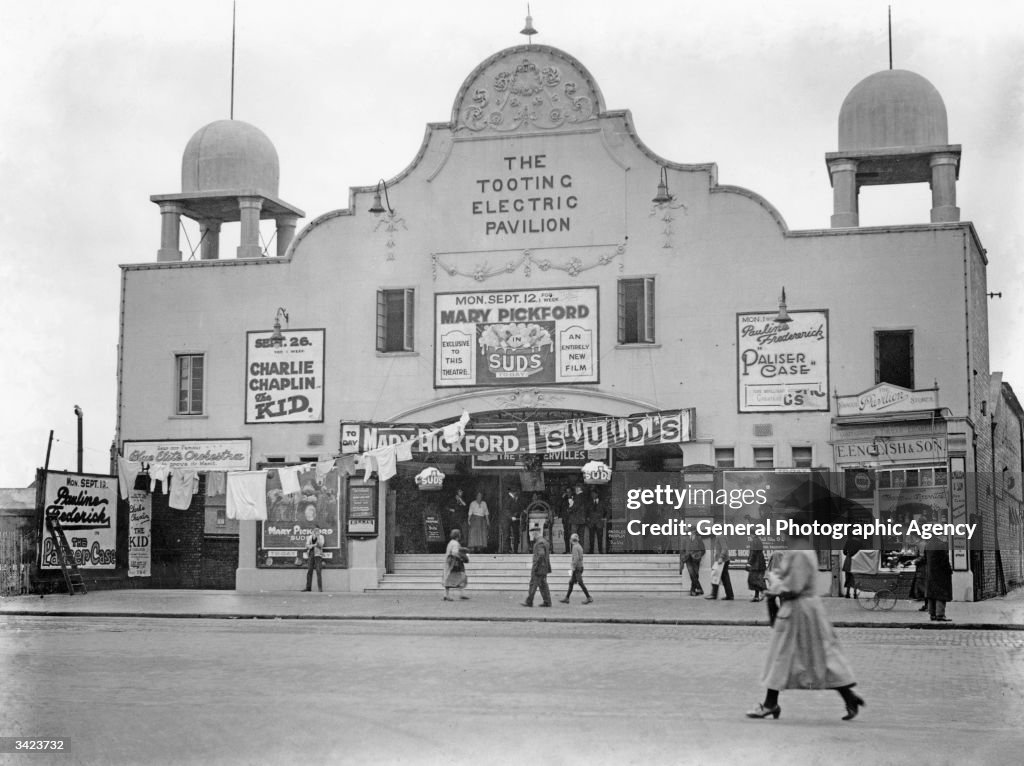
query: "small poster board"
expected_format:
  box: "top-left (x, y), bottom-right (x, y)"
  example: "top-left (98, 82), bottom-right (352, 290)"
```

top-left (347, 480), bottom-right (378, 537)
top-left (423, 510), bottom-right (445, 544)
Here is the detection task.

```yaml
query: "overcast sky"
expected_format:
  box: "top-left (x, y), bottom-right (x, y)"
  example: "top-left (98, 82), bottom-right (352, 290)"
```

top-left (1, 0), bottom-right (1021, 486)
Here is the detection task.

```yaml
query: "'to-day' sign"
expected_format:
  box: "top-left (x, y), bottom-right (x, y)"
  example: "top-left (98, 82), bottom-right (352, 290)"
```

top-left (246, 329), bottom-right (325, 423)
top-left (435, 287), bottom-right (598, 387)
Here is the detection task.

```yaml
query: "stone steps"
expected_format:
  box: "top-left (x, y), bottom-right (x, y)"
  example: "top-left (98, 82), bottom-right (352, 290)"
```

top-left (369, 554), bottom-right (685, 593)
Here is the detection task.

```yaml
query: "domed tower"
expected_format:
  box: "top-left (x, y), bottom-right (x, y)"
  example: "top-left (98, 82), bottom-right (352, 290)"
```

top-left (825, 69), bottom-right (960, 227)
top-left (150, 119), bottom-right (304, 260)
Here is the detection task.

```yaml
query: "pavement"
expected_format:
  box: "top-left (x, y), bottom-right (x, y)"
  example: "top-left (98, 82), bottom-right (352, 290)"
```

top-left (3, 585), bottom-right (1023, 628)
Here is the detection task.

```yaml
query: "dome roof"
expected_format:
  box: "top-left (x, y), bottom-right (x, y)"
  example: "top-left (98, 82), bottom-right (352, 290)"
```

top-left (838, 69), bottom-right (948, 152)
top-left (181, 119), bottom-right (279, 197)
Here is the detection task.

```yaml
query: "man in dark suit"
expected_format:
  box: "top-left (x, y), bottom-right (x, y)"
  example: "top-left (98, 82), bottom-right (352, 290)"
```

top-left (521, 528), bottom-right (552, 607)
top-left (502, 488), bottom-right (524, 553)
top-left (586, 487), bottom-right (606, 554)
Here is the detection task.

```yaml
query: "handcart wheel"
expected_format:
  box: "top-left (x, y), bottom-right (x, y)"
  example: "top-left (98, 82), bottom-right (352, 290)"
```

top-left (875, 589), bottom-right (897, 611)
top-left (856, 592), bottom-right (877, 610)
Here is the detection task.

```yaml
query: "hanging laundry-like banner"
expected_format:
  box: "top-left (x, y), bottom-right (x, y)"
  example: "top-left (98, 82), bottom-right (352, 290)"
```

top-left (342, 409), bottom-right (694, 455)
top-left (435, 287), bottom-right (599, 387)
top-left (245, 328), bottom-right (325, 423)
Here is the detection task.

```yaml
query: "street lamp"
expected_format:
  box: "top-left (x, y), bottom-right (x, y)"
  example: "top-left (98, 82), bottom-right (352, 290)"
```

top-left (73, 405), bottom-right (83, 473)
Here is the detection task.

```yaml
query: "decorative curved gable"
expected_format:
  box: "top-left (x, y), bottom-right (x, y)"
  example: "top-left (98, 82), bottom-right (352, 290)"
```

top-left (453, 45), bottom-right (603, 135)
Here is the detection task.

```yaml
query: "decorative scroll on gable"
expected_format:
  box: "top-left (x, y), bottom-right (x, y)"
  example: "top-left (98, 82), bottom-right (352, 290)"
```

top-left (453, 45), bottom-right (603, 135)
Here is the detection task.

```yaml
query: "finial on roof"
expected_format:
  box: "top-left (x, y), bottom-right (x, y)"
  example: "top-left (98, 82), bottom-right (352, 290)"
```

top-left (520, 4), bottom-right (538, 42)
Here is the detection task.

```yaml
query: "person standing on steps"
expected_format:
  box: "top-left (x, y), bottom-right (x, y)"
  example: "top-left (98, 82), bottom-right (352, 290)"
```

top-left (521, 528), bottom-right (552, 607)
top-left (560, 532), bottom-right (593, 604)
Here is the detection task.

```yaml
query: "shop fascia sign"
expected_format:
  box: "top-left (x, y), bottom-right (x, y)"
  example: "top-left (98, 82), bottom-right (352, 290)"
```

top-left (341, 409), bottom-right (694, 456)
top-left (835, 383), bottom-right (939, 417)
top-left (833, 434), bottom-right (947, 465)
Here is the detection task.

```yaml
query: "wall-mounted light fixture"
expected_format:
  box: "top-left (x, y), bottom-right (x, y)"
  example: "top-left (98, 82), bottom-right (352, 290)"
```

top-left (368, 179), bottom-right (393, 215)
top-left (270, 307), bottom-right (289, 343)
top-left (652, 166), bottom-right (673, 204)
top-left (774, 287), bottom-right (792, 324)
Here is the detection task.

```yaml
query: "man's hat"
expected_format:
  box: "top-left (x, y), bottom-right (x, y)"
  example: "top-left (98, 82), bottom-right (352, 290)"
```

top-left (570, 533), bottom-right (580, 542)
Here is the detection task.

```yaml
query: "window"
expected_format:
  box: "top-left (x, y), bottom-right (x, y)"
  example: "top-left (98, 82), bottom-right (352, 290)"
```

top-left (715, 448), bottom-right (735, 468)
top-left (176, 354), bottom-right (204, 415)
top-left (792, 446), bottom-right (813, 468)
top-left (753, 447), bottom-right (774, 469)
top-left (875, 330), bottom-right (914, 388)
top-left (618, 278), bottom-right (655, 344)
top-left (377, 288), bottom-right (415, 352)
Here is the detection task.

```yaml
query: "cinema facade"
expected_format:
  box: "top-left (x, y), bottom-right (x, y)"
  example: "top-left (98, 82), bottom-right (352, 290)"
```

top-left (113, 40), bottom-right (1023, 599)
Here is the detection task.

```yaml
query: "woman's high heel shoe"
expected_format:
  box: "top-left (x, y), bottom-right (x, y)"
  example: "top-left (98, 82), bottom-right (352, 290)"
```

top-left (745, 703), bottom-right (781, 719)
top-left (842, 694), bottom-right (865, 721)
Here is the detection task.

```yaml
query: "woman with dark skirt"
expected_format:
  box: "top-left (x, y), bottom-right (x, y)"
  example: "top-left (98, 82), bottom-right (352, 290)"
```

top-left (747, 521), bottom-right (865, 722)
top-left (746, 533), bottom-right (767, 602)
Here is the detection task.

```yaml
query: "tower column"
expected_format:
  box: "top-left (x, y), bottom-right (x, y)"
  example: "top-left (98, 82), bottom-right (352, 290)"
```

top-left (237, 196), bottom-right (264, 258)
top-left (930, 153), bottom-right (960, 223)
top-left (157, 202), bottom-right (184, 262)
top-left (829, 159), bottom-right (859, 228)
top-left (276, 216), bottom-right (298, 257)
top-left (200, 220), bottom-right (221, 260)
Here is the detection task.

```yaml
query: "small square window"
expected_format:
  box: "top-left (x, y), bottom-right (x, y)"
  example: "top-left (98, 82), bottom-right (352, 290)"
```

top-left (617, 278), bottom-right (655, 344)
top-left (792, 446), bottom-right (813, 468)
top-left (377, 288), bottom-right (415, 352)
top-left (753, 447), bottom-right (774, 469)
top-left (715, 448), bottom-right (735, 468)
top-left (175, 354), bottom-right (204, 415)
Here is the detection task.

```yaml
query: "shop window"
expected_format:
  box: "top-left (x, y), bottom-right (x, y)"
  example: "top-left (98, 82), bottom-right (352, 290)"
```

top-left (618, 278), bottom-right (655, 344)
top-left (753, 447), bottom-right (774, 469)
top-left (714, 448), bottom-right (735, 468)
top-left (875, 330), bottom-right (914, 389)
top-left (377, 288), bottom-right (415, 352)
top-left (791, 446), bottom-right (813, 468)
top-left (175, 354), bottom-right (204, 415)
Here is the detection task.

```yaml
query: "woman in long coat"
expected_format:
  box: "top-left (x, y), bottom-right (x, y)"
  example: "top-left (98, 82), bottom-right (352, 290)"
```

top-left (746, 533), bottom-right (767, 602)
top-left (747, 527), bottom-right (865, 722)
top-left (442, 529), bottom-right (469, 601)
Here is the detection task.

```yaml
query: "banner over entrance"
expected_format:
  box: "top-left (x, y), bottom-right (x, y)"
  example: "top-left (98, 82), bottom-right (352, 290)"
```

top-left (342, 409), bottom-right (694, 455)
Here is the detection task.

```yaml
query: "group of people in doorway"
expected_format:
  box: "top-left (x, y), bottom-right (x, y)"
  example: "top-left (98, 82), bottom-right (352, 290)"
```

top-left (441, 484), bottom-right (609, 556)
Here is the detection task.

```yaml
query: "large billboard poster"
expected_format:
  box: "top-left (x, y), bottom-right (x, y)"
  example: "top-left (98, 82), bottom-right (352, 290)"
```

top-left (40, 471), bottom-right (117, 570)
top-left (435, 287), bottom-right (598, 388)
top-left (245, 329), bottom-right (325, 423)
top-left (736, 310), bottom-right (829, 412)
top-left (258, 463), bottom-right (344, 568)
